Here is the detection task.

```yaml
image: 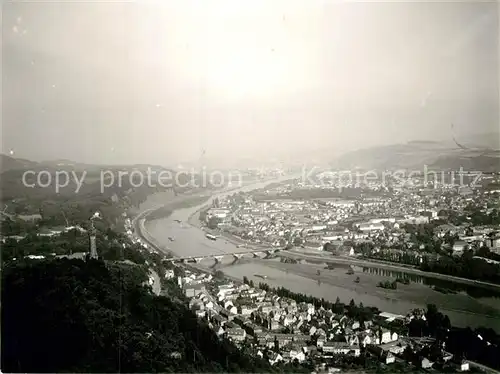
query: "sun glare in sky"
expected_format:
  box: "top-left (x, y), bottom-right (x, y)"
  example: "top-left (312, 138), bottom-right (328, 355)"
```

top-left (202, 42), bottom-right (301, 101)
top-left (153, 0), bottom-right (318, 102)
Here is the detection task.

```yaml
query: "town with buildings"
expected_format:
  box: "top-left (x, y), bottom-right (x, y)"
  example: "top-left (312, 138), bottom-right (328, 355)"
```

top-left (203, 171), bottom-right (500, 262)
top-left (174, 266), bottom-right (473, 372)
top-left (185, 170), bottom-right (500, 371)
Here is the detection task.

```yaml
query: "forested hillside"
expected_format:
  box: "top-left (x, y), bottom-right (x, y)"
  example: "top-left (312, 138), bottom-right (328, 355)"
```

top-left (1, 258), bottom-right (280, 373)
top-left (0, 155), bottom-right (213, 231)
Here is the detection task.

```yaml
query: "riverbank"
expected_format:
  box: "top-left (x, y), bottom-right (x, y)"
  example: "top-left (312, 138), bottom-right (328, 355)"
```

top-left (182, 193), bottom-right (500, 292)
top-left (222, 260), bottom-right (500, 332)
top-left (188, 207), bottom-right (270, 250)
top-left (189, 204), bottom-right (500, 293)
top-left (133, 194), bottom-right (216, 257)
top-left (137, 175), bottom-right (302, 258)
top-left (281, 251), bottom-right (500, 292)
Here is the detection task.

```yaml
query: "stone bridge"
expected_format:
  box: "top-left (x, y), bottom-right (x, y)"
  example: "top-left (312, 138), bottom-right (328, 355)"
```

top-left (166, 248), bottom-right (280, 264)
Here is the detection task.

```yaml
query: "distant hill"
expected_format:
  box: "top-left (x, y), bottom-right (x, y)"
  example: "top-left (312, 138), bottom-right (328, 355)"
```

top-left (462, 131), bottom-right (500, 150)
top-left (178, 145), bottom-right (344, 170)
top-left (0, 155), bottom-right (211, 202)
top-left (332, 140), bottom-right (500, 172)
top-left (39, 159), bottom-right (186, 175)
top-left (39, 158), bottom-right (78, 167)
top-left (0, 154), bottom-right (39, 172)
top-left (430, 153), bottom-right (500, 173)
top-left (0, 155), bottom-right (215, 229)
top-left (406, 140), bottom-right (442, 145)
top-left (332, 141), bottom-right (449, 170)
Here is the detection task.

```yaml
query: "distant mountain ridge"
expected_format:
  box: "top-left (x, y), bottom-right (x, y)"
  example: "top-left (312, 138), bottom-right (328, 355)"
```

top-left (332, 137), bottom-right (500, 172)
top-left (2, 155), bottom-right (177, 174)
top-left (1, 154), bottom-right (40, 172)
top-left (0, 155), bottom-right (197, 204)
top-left (462, 131), bottom-right (500, 149)
top-left (177, 145), bottom-right (345, 170)
top-left (406, 140), bottom-right (441, 145)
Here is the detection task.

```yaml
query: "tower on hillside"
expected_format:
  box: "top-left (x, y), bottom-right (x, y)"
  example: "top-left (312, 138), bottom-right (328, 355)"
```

top-left (89, 212), bottom-right (101, 259)
top-left (89, 223), bottom-right (97, 259)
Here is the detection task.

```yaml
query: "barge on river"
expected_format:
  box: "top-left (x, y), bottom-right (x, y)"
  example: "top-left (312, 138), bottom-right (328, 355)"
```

top-left (206, 233), bottom-right (217, 241)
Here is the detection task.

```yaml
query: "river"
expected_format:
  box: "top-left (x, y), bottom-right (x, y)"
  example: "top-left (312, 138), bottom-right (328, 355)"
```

top-left (144, 175), bottom-right (300, 257)
top-left (141, 182), bottom-right (500, 333)
top-left (220, 259), bottom-right (500, 331)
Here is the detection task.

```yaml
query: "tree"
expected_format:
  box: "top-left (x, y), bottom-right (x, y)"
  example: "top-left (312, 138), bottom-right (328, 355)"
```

top-left (207, 216), bottom-right (221, 230)
top-left (461, 249), bottom-right (474, 262)
top-left (442, 315), bottom-right (451, 330)
top-left (199, 209), bottom-right (208, 222)
top-left (323, 242), bottom-right (335, 252)
top-left (212, 198), bottom-right (220, 208)
top-left (214, 270), bottom-right (224, 279)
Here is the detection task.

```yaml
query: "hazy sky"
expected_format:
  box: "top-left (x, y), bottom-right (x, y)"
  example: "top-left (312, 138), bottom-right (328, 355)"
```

top-left (2, 0), bottom-right (499, 166)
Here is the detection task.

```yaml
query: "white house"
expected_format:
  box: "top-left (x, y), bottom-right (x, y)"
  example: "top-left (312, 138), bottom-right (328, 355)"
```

top-left (380, 329), bottom-right (398, 344)
top-left (383, 352), bottom-right (396, 364)
top-left (358, 222), bottom-right (385, 232)
top-left (456, 360), bottom-right (470, 372)
top-left (323, 342), bottom-right (360, 357)
top-left (453, 241), bottom-right (469, 253)
top-left (165, 269), bottom-right (175, 279)
top-left (268, 353), bottom-right (283, 365)
top-left (288, 347), bottom-right (306, 363)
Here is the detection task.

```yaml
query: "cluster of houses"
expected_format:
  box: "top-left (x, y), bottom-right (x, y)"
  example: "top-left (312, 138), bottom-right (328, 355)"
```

top-left (179, 270), bottom-right (407, 365)
top-left (206, 194), bottom-right (438, 249)
top-left (1, 222), bottom-right (88, 243)
top-left (202, 177), bottom-right (500, 260)
top-left (177, 269), bottom-right (473, 371)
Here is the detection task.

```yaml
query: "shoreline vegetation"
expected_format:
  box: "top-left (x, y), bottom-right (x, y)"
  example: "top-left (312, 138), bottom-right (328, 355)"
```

top-left (377, 280), bottom-right (398, 290)
top-left (142, 195), bottom-right (211, 221)
top-left (377, 278), bottom-right (412, 290)
top-left (433, 286), bottom-right (458, 295)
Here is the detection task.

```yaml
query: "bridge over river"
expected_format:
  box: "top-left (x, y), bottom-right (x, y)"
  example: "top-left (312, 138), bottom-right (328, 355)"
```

top-left (167, 248), bottom-right (280, 264)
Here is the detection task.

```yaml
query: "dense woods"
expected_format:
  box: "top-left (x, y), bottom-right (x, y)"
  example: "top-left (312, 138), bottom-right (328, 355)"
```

top-left (1, 228), bottom-right (149, 264)
top-left (1, 258), bottom-right (278, 373)
top-left (408, 305), bottom-right (500, 370)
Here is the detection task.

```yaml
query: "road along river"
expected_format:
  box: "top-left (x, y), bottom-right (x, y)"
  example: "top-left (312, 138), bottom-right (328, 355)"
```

top-left (144, 175), bottom-right (299, 258)
top-left (140, 180), bottom-right (500, 332)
